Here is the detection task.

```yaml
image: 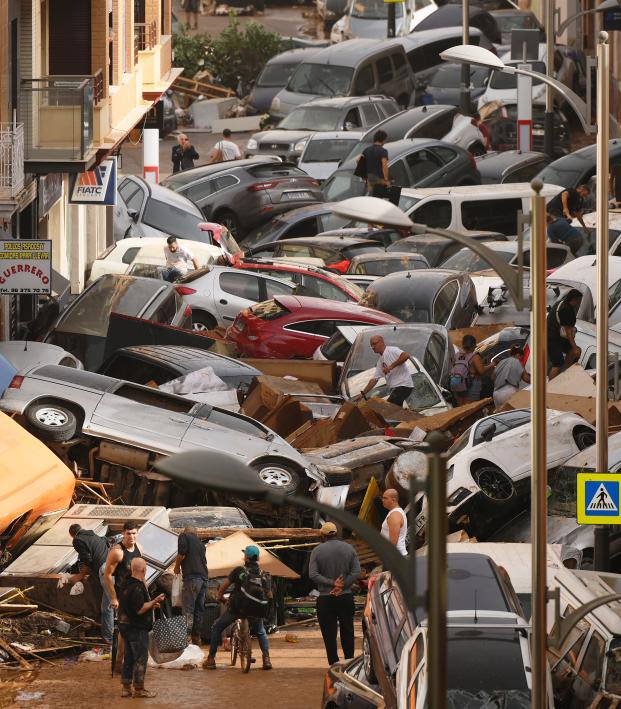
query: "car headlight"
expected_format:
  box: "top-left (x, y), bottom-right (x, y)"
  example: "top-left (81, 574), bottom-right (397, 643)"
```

top-left (294, 137), bottom-right (309, 152)
top-left (247, 138), bottom-right (258, 150)
top-left (270, 96), bottom-right (281, 113)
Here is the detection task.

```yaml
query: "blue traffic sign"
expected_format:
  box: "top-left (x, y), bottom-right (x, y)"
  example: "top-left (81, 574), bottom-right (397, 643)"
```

top-left (577, 473), bottom-right (621, 524)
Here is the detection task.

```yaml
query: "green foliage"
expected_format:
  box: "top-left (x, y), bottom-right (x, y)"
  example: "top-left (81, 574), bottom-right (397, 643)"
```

top-left (172, 26), bottom-right (211, 79)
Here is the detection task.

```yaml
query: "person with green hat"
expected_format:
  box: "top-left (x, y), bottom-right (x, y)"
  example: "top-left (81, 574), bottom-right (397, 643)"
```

top-left (203, 545), bottom-right (273, 670)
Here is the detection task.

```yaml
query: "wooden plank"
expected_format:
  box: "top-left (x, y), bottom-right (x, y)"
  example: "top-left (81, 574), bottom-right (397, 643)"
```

top-left (0, 636), bottom-right (33, 670)
top-left (193, 527), bottom-right (322, 542)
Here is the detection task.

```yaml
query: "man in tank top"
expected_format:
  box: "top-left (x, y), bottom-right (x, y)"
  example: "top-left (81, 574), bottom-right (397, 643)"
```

top-left (104, 521), bottom-right (143, 612)
top-left (380, 489), bottom-right (408, 556)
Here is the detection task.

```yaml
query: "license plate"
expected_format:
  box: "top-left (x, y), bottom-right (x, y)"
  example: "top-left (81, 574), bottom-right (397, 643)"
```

top-left (532, 128), bottom-right (544, 136)
top-left (282, 191), bottom-right (313, 201)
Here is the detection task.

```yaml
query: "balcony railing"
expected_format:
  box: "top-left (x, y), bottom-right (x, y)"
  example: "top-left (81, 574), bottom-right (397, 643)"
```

top-left (134, 21), bottom-right (158, 64)
top-left (20, 76), bottom-right (94, 162)
top-left (93, 69), bottom-right (104, 105)
top-left (0, 123), bottom-right (25, 200)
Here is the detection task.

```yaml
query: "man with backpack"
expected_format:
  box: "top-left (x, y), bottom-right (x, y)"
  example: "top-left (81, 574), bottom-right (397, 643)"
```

top-left (449, 334), bottom-right (495, 406)
top-left (203, 545), bottom-right (273, 670)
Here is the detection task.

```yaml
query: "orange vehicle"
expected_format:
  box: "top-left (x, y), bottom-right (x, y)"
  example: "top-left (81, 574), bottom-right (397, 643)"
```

top-left (0, 411), bottom-right (75, 564)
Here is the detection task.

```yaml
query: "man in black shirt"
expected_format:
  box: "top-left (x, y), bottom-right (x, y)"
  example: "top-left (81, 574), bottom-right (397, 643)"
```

top-left (118, 557), bottom-right (165, 698)
top-left (69, 524), bottom-right (112, 643)
top-left (358, 130), bottom-right (389, 196)
top-left (173, 526), bottom-right (208, 645)
top-left (547, 289), bottom-right (583, 379)
top-left (547, 185), bottom-right (591, 255)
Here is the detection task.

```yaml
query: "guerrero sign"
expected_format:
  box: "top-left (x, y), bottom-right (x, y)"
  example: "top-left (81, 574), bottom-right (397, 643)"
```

top-left (69, 156), bottom-right (117, 205)
top-left (0, 240), bottom-right (52, 295)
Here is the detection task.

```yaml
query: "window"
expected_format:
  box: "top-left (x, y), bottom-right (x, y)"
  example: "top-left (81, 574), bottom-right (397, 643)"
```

top-left (344, 108), bottom-right (361, 128)
top-left (433, 280), bottom-right (458, 324)
top-left (354, 64), bottom-right (375, 94)
top-left (285, 217), bottom-right (319, 238)
top-left (121, 247), bottom-right (141, 265)
top-left (212, 175), bottom-right (238, 192)
top-left (410, 112), bottom-right (455, 141)
top-left (119, 182), bottom-right (144, 212)
top-left (506, 160), bottom-right (549, 183)
top-left (579, 631), bottom-right (606, 689)
top-left (288, 63), bottom-right (353, 96)
top-left (186, 180), bottom-right (213, 203)
top-left (150, 292), bottom-right (178, 324)
top-left (461, 198), bottom-right (523, 235)
top-left (101, 355), bottom-right (176, 385)
top-left (609, 280), bottom-right (621, 312)
top-left (376, 56), bottom-right (393, 83)
top-left (360, 104), bottom-right (380, 126)
top-left (424, 333), bottom-right (445, 383)
top-left (390, 159), bottom-right (409, 187)
top-left (219, 272), bottom-right (261, 300)
top-left (411, 200), bottom-right (452, 229)
top-left (299, 275), bottom-right (349, 302)
top-left (250, 299), bottom-right (288, 321)
top-left (406, 150), bottom-right (442, 183)
top-left (392, 52), bottom-right (406, 72)
top-left (547, 247), bottom-right (569, 269)
top-left (379, 100), bottom-right (399, 117)
top-left (264, 277), bottom-right (294, 299)
top-left (286, 320), bottom-right (335, 337)
top-left (142, 199), bottom-right (203, 239)
top-left (280, 243), bottom-right (313, 258)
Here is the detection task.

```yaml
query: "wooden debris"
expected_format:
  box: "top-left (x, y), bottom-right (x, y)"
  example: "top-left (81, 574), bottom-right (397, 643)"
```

top-left (192, 527), bottom-right (322, 542)
top-left (0, 636), bottom-right (33, 670)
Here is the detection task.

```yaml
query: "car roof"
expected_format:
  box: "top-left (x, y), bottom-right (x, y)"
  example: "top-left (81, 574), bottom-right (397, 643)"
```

top-left (370, 268), bottom-right (464, 292)
top-left (301, 38), bottom-right (408, 67)
top-left (413, 4), bottom-right (495, 28)
top-left (111, 345), bottom-right (261, 375)
top-left (161, 158), bottom-right (288, 186)
top-left (399, 26), bottom-right (483, 49)
top-left (540, 138), bottom-right (621, 171)
top-left (266, 47), bottom-right (323, 64)
top-left (240, 258), bottom-right (339, 277)
top-left (277, 235), bottom-right (380, 249)
top-left (273, 294), bottom-right (401, 321)
top-left (295, 95), bottom-right (393, 109)
top-left (476, 150), bottom-right (547, 172)
top-left (350, 252), bottom-right (427, 262)
top-left (121, 175), bottom-right (203, 216)
top-left (400, 182), bottom-right (563, 199)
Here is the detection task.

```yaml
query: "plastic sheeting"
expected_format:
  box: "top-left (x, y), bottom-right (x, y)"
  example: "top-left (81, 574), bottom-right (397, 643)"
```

top-left (159, 366), bottom-right (240, 411)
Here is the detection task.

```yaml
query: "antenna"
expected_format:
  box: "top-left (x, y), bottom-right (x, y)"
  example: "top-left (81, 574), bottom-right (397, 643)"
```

top-left (474, 589), bottom-right (478, 624)
top-left (23, 339), bottom-right (28, 351)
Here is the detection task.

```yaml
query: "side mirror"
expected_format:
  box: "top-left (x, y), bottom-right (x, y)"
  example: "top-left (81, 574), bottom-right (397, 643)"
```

top-left (127, 209), bottom-right (139, 223)
top-left (480, 423), bottom-right (496, 443)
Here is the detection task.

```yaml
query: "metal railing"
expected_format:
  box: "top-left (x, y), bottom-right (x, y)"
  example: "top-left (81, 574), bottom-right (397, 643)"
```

top-left (0, 123), bottom-right (25, 200)
top-left (93, 69), bottom-right (104, 105)
top-left (134, 20), bottom-right (158, 64)
top-left (20, 76), bottom-right (94, 161)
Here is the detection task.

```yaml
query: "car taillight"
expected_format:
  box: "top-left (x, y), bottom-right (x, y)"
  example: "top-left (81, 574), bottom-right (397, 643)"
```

top-left (184, 305), bottom-right (192, 318)
top-left (248, 181), bottom-right (278, 192)
top-left (8, 375), bottom-right (23, 389)
top-left (328, 259), bottom-right (350, 274)
top-left (175, 286), bottom-right (196, 296)
top-left (367, 574), bottom-right (379, 591)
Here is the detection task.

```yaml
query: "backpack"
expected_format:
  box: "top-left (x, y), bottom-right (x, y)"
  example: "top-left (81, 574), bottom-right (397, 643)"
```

top-left (449, 352), bottom-right (474, 393)
top-left (234, 567), bottom-right (271, 619)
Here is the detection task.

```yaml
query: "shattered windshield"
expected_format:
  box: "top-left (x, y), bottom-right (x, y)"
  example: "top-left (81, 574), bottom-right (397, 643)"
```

top-left (345, 328), bottom-right (434, 378)
top-left (367, 369), bottom-right (441, 411)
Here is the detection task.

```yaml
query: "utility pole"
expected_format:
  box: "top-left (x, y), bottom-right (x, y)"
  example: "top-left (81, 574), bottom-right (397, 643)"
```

top-left (387, 0), bottom-right (396, 38)
top-left (544, 0), bottom-right (555, 158)
top-left (459, 0), bottom-right (471, 114)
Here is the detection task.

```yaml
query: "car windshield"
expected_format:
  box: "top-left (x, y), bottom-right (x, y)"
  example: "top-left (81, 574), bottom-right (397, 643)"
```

top-left (142, 198), bottom-right (205, 240)
top-left (441, 248), bottom-right (514, 271)
top-left (357, 256), bottom-right (425, 276)
top-left (367, 369), bottom-right (440, 410)
top-left (287, 63), bottom-right (354, 96)
top-left (169, 509), bottom-right (250, 528)
top-left (257, 61), bottom-right (298, 88)
top-left (399, 195), bottom-right (422, 213)
top-left (428, 63), bottom-right (489, 88)
top-left (447, 426), bottom-right (473, 458)
top-left (536, 160), bottom-right (585, 190)
top-left (302, 138), bottom-right (360, 163)
top-left (360, 288), bottom-right (430, 323)
top-left (323, 171), bottom-right (366, 201)
top-left (351, 0), bottom-right (403, 19)
top-left (345, 328), bottom-right (434, 377)
top-left (278, 107), bottom-right (344, 131)
top-left (489, 61), bottom-right (545, 90)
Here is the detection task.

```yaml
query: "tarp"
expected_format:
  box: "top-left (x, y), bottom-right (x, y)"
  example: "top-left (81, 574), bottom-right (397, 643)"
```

top-left (205, 531), bottom-right (300, 579)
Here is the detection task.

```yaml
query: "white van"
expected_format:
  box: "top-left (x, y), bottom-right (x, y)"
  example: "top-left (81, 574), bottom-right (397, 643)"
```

top-left (399, 182), bottom-right (564, 236)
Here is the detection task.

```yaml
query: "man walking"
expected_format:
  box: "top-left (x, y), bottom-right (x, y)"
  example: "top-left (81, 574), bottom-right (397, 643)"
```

top-left (203, 545), bottom-right (273, 670)
top-left (359, 335), bottom-right (412, 407)
top-left (172, 134), bottom-right (199, 173)
top-left (162, 236), bottom-right (200, 282)
top-left (357, 130), bottom-right (389, 196)
top-left (118, 557), bottom-right (165, 698)
top-left (209, 129), bottom-right (241, 163)
top-left (309, 522), bottom-right (360, 665)
top-left (173, 525), bottom-right (208, 646)
top-left (380, 489), bottom-right (408, 556)
top-left (69, 524), bottom-right (113, 644)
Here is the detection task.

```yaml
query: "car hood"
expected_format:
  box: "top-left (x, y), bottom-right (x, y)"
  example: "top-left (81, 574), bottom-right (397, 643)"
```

top-left (272, 89), bottom-right (321, 117)
top-left (248, 86), bottom-right (282, 113)
top-left (252, 129), bottom-right (315, 145)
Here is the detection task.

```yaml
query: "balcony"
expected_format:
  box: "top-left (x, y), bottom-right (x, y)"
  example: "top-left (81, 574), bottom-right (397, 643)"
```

top-left (0, 123), bottom-right (25, 201)
top-left (20, 74), bottom-right (101, 173)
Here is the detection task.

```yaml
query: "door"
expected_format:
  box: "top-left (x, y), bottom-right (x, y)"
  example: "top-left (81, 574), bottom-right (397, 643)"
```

top-left (215, 271), bottom-right (262, 322)
top-left (49, 0), bottom-right (91, 75)
top-left (114, 179), bottom-right (147, 240)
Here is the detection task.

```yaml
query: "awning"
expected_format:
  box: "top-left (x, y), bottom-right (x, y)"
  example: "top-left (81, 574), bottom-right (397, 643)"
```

top-left (205, 531), bottom-right (300, 579)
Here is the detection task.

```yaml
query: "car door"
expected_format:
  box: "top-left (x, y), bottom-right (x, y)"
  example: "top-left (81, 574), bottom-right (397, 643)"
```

top-left (214, 271), bottom-right (263, 323)
top-left (405, 149), bottom-right (444, 187)
top-left (360, 103), bottom-right (382, 128)
top-left (261, 274), bottom-right (296, 301)
top-left (114, 179), bottom-right (147, 240)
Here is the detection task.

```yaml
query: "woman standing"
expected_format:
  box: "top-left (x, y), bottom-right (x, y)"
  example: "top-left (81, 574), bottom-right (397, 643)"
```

top-left (492, 346), bottom-right (530, 408)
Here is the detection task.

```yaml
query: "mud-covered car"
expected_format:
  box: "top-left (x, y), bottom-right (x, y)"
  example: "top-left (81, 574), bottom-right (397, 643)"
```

top-left (322, 657), bottom-right (383, 709)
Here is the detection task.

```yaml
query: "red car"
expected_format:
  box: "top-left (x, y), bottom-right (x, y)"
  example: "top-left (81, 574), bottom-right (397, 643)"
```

top-left (235, 258), bottom-right (363, 303)
top-left (227, 295), bottom-right (401, 359)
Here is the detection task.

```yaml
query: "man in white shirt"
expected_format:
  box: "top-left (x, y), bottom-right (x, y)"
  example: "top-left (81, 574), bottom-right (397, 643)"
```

top-left (380, 489), bottom-right (408, 556)
top-left (162, 236), bottom-right (200, 282)
top-left (209, 129), bottom-right (241, 163)
top-left (359, 335), bottom-right (412, 407)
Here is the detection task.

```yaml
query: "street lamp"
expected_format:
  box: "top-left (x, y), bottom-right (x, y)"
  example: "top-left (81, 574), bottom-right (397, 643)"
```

top-left (155, 439), bottom-right (450, 709)
top-left (555, 0), bottom-right (621, 38)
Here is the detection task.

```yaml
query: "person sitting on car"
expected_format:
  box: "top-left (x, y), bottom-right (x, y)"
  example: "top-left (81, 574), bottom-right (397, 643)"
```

top-left (162, 236), bottom-right (200, 282)
top-left (546, 185), bottom-right (591, 256)
top-left (547, 289), bottom-right (583, 380)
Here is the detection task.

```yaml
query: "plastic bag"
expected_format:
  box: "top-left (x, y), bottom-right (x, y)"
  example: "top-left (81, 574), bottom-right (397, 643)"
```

top-left (171, 574), bottom-right (183, 608)
top-left (70, 581), bottom-right (84, 596)
top-left (148, 643), bottom-right (203, 669)
top-left (159, 367), bottom-right (229, 395)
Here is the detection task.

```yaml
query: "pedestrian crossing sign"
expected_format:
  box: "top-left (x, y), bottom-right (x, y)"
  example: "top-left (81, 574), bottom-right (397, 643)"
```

top-left (577, 473), bottom-right (621, 524)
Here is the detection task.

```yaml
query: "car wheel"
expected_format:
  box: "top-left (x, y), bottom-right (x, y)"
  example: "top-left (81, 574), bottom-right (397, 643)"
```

top-left (472, 465), bottom-right (515, 502)
top-left (362, 631), bottom-right (378, 684)
top-left (573, 426), bottom-right (596, 451)
top-left (215, 210), bottom-right (240, 240)
top-left (250, 460), bottom-right (300, 495)
top-left (191, 312), bottom-right (217, 332)
top-left (25, 402), bottom-right (79, 442)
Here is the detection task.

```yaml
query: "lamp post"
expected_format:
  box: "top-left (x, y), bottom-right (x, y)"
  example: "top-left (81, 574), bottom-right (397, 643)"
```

top-left (544, 0), bottom-right (555, 158)
top-left (460, 0), bottom-right (471, 115)
top-left (555, 0), bottom-right (621, 38)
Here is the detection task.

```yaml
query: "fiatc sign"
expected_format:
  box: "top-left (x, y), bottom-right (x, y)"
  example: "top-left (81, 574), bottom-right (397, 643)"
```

top-left (0, 240), bottom-right (52, 295)
top-left (577, 472), bottom-right (621, 524)
top-left (69, 157), bottom-right (117, 205)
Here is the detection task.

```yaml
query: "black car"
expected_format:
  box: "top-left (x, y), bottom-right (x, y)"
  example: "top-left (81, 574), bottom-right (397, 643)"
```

top-left (160, 159), bottom-right (324, 240)
top-left (98, 345), bottom-right (261, 391)
top-left (536, 138), bottom-right (621, 190)
top-left (422, 63), bottom-right (490, 111)
top-left (483, 104), bottom-right (571, 159)
top-left (476, 150), bottom-right (551, 185)
top-left (323, 138), bottom-right (481, 203)
top-left (387, 232), bottom-right (506, 267)
top-left (413, 5), bottom-right (502, 46)
top-left (246, 236), bottom-right (385, 272)
top-left (242, 203), bottom-right (351, 248)
top-left (359, 269), bottom-right (479, 328)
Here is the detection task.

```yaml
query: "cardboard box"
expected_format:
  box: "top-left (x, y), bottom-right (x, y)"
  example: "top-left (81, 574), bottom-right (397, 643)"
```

top-left (242, 359), bottom-right (337, 393)
top-left (241, 375), bottom-right (325, 421)
top-left (449, 322), bottom-right (516, 348)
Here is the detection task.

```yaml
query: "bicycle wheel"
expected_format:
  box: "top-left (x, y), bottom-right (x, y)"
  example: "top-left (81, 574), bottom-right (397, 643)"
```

top-left (239, 619), bottom-right (253, 673)
top-left (229, 622), bottom-right (239, 666)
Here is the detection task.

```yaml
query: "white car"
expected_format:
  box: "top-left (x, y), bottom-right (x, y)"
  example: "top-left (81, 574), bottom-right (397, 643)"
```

top-left (0, 342), bottom-right (83, 371)
top-left (298, 131), bottom-right (364, 182)
top-left (477, 58), bottom-right (547, 111)
top-left (88, 237), bottom-right (223, 284)
top-left (394, 409), bottom-right (595, 540)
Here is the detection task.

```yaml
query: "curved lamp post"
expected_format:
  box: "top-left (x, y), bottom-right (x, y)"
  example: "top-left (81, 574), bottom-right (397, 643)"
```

top-left (555, 0), bottom-right (621, 37)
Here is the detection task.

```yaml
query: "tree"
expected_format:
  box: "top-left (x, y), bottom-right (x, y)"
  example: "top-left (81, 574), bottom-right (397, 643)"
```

top-left (172, 26), bottom-right (211, 79)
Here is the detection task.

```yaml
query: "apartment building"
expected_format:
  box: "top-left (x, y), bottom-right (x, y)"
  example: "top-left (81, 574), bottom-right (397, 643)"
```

top-left (0, 0), bottom-right (181, 339)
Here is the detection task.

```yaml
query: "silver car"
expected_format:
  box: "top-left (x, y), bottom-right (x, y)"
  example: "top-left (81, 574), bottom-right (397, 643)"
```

top-left (0, 364), bottom-right (323, 496)
top-left (176, 265), bottom-right (297, 330)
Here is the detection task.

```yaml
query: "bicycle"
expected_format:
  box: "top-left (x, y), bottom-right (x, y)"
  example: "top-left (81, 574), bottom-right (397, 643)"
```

top-left (229, 617), bottom-right (254, 673)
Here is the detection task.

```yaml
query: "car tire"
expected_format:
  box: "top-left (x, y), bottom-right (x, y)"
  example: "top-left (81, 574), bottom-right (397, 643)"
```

top-left (573, 426), bottom-right (596, 451)
top-left (25, 402), bottom-right (79, 442)
top-left (362, 630), bottom-right (378, 684)
top-left (472, 464), bottom-right (515, 502)
top-left (250, 460), bottom-right (300, 495)
top-left (215, 210), bottom-right (240, 240)
top-left (191, 311), bottom-right (217, 332)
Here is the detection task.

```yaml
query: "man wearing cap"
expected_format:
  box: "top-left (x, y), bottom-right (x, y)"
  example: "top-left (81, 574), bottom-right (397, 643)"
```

top-left (309, 523), bottom-right (361, 665)
top-left (203, 545), bottom-right (273, 670)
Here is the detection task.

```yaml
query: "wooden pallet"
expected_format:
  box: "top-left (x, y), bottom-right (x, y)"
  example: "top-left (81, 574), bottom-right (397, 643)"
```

top-left (173, 75), bottom-right (234, 100)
